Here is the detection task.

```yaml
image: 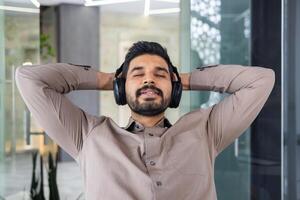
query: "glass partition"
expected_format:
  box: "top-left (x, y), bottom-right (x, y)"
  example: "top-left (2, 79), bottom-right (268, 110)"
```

top-left (0, 0), bottom-right (5, 196)
top-left (0, 0), bottom-right (41, 198)
top-left (282, 0), bottom-right (300, 199)
top-left (0, 0), bottom-right (5, 163)
top-left (181, 0), bottom-right (252, 199)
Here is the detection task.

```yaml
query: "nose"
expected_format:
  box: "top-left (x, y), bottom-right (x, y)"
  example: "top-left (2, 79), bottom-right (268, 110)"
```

top-left (143, 79), bottom-right (155, 85)
top-left (143, 74), bottom-right (155, 85)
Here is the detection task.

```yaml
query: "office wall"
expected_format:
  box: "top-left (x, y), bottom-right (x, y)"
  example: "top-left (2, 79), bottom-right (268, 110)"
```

top-left (99, 11), bottom-right (180, 127)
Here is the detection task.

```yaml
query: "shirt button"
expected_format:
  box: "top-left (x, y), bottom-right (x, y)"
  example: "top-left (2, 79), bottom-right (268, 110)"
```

top-left (156, 181), bottom-right (162, 187)
top-left (149, 161), bottom-right (156, 166)
top-left (149, 133), bottom-right (154, 136)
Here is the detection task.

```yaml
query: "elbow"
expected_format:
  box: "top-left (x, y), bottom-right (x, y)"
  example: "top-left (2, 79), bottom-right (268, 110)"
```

top-left (15, 65), bottom-right (28, 89)
top-left (15, 65), bottom-right (36, 81)
top-left (265, 68), bottom-right (275, 78)
top-left (15, 65), bottom-right (25, 82)
top-left (266, 68), bottom-right (275, 84)
top-left (262, 68), bottom-right (276, 92)
top-left (15, 65), bottom-right (36, 88)
top-left (15, 65), bottom-right (28, 79)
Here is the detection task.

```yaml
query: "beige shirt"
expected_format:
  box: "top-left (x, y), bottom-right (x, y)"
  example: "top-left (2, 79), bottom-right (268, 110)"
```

top-left (15, 63), bottom-right (275, 200)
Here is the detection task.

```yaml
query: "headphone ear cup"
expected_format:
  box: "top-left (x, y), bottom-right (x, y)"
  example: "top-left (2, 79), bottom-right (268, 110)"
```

top-left (113, 78), bottom-right (127, 105)
top-left (113, 78), bottom-right (121, 105)
top-left (169, 81), bottom-right (182, 108)
top-left (118, 78), bottom-right (127, 105)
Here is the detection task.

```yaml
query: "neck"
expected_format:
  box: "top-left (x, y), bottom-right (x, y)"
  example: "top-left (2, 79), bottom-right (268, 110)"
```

top-left (131, 111), bottom-right (165, 128)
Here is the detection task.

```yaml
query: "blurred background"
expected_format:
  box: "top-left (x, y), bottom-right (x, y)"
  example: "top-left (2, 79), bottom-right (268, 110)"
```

top-left (0, 0), bottom-right (297, 199)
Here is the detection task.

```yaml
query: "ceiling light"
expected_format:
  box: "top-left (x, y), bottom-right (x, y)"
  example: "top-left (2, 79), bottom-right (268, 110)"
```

top-left (0, 5), bottom-right (39, 13)
top-left (30, 0), bottom-right (40, 8)
top-left (148, 7), bottom-right (180, 15)
top-left (144, 0), bottom-right (150, 16)
top-left (155, 0), bottom-right (179, 3)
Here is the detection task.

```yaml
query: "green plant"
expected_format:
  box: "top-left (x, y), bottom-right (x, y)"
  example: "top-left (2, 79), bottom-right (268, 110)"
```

top-left (47, 152), bottom-right (59, 200)
top-left (40, 33), bottom-right (55, 60)
top-left (30, 151), bottom-right (45, 200)
top-left (30, 151), bottom-right (60, 200)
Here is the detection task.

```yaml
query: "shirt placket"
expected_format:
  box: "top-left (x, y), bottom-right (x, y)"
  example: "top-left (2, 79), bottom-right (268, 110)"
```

top-left (143, 127), bottom-right (164, 191)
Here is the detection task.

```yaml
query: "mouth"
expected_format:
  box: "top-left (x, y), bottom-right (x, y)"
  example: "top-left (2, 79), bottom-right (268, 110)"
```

top-left (140, 89), bottom-right (160, 98)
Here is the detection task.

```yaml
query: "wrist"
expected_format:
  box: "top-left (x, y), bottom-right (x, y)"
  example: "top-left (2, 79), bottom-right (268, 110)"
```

top-left (180, 73), bottom-right (191, 90)
top-left (97, 72), bottom-right (115, 90)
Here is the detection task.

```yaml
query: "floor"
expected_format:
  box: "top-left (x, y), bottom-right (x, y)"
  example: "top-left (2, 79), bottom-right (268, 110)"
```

top-left (0, 152), bottom-right (84, 200)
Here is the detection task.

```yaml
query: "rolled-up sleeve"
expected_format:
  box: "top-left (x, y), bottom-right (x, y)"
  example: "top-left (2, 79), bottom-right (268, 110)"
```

top-left (189, 64), bottom-right (275, 155)
top-left (15, 63), bottom-right (105, 159)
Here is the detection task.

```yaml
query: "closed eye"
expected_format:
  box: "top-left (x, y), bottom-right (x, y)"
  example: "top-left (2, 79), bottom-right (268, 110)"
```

top-left (133, 74), bottom-right (143, 77)
top-left (156, 74), bottom-right (166, 78)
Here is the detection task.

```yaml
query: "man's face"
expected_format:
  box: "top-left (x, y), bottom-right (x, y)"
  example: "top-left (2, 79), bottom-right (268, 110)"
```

top-left (125, 54), bottom-right (172, 116)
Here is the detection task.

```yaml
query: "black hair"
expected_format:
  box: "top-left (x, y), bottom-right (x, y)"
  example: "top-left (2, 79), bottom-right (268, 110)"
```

top-left (121, 41), bottom-right (175, 80)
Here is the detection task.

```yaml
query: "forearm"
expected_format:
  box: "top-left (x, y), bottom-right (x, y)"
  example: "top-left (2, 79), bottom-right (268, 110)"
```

top-left (16, 63), bottom-right (100, 93)
top-left (188, 64), bottom-right (275, 93)
top-left (15, 63), bottom-right (105, 158)
top-left (201, 64), bottom-right (275, 154)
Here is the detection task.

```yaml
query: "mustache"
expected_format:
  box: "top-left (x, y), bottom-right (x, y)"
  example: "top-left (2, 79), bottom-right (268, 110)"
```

top-left (136, 85), bottom-right (163, 97)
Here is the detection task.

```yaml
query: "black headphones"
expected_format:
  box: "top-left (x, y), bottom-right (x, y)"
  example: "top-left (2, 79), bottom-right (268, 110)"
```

top-left (113, 62), bottom-right (182, 108)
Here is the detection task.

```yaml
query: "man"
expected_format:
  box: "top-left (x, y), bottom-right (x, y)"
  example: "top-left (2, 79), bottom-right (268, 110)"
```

top-left (15, 41), bottom-right (275, 200)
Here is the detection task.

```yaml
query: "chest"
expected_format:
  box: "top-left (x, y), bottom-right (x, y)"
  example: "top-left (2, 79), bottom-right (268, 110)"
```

top-left (80, 127), bottom-right (213, 177)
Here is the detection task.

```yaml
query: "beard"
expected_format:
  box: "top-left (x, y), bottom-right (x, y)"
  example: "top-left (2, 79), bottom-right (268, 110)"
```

top-left (126, 85), bottom-right (171, 116)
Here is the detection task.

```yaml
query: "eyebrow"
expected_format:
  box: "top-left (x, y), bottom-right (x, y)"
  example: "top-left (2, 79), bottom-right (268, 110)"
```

top-left (129, 66), bottom-right (169, 74)
top-left (129, 66), bottom-right (143, 74)
top-left (156, 66), bottom-right (169, 74)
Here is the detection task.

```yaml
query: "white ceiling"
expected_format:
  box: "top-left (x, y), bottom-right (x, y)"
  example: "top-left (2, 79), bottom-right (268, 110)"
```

top-left (4, 0), bottom-right (180, 15)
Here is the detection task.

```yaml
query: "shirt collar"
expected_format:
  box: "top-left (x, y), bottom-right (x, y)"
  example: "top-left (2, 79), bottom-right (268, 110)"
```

top-left (124, 116), bottom-right (172, 132)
